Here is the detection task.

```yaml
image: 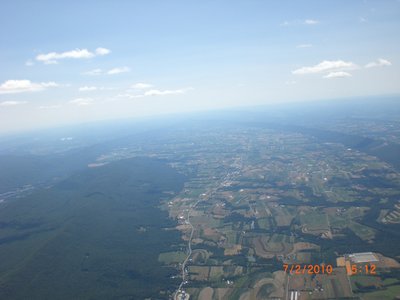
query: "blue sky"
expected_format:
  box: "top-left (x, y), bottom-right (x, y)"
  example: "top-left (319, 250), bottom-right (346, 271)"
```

top-left (0, 0), bottom-right (399, 133)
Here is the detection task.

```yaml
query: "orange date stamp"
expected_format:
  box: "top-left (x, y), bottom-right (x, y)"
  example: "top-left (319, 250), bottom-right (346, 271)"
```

top-left (283, 264), bottom-right (333, 275)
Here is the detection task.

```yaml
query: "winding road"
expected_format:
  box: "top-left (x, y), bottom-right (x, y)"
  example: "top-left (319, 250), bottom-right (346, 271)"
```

top-left (173, 174), bottom-right (232, 299)
top-left (174, 199), bottom-right (200, 300)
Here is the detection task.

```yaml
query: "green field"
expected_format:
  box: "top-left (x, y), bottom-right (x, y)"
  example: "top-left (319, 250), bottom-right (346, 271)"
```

top-left (299, 210), bottom-right (329, 232)
top-left (257, 218), bottom-right (270, 230)
top-left (348, 221), bottom-right (377, 241)
top-left (360, 284), bottom-right (400, 300)
top-left (159, 251), bottom-right (187, 264)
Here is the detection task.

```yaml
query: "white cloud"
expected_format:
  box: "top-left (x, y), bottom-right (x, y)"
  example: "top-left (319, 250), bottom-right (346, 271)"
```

top-left (79, 86), bottom-right (97, 91)
top-left (117, 93), bottom-right (145, 99)
top-left (0, 80), bottom-right (59, 94)
top-left (131, 82), bottom-right (153, 89)
top-left (0, 100), bottom-right (27, 106)
top-left (41, 82), bottom-right (59, 88)
top-left (83, 67), bottom-right (130, 76)
top-left (292, 60), bottom-right (358, 75)
top-left (37, 49), bottom-right (93, 64)
top-left (36, 47), bottom-right (110, 64)
top-left (296, 44), bottom-right (312, 48)
top-left (281, 19), bottom-right (319, 26)
top-left (95, 47), bottom-right (111, 56)
top-left (144, 89), bottom-right (186, 96)
top-left (107, 66), bottom-right (130, 75)
top-left (69, 98), bottom-right (94, 106)
top-left (323, 71), bottom-right (352, 79)
top-left (83, 68), bottom-right (103, 76)
top-left (118, 87), bottom-right (192, 99)
top-left (304, 19), bottom-right (319, 25)
top-left (365, 58), bottom-right (392, 68)
top-left (25, 60), bottom-right (34, 67)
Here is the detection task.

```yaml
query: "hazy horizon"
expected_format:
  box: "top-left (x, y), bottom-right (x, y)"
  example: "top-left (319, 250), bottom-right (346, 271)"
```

top-left (1, 0), bottom-right (399, 133)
